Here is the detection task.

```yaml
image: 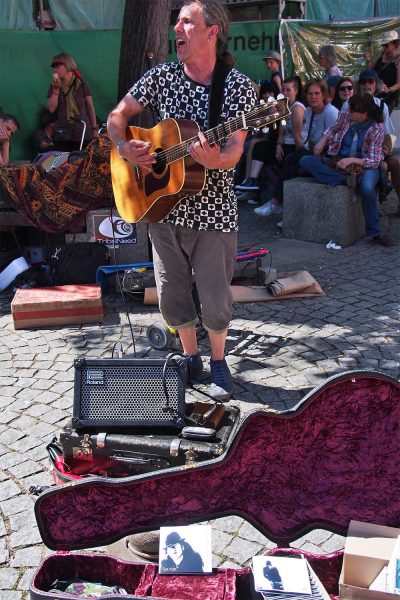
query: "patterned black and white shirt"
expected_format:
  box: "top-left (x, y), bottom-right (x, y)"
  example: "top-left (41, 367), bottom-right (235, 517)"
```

top-left (129, 62), bottom-right (257, 232)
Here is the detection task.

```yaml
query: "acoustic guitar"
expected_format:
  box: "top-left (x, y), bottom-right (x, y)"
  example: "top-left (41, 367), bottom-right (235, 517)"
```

top-left (110, 98), bottom-right (290, 223)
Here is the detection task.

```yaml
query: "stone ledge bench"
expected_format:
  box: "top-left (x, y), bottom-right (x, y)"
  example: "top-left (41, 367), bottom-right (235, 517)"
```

top-left (283, 177), bottom-right (366, 247)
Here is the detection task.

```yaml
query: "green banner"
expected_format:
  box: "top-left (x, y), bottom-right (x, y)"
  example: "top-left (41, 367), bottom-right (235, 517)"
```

top-left (0, 29), bottom-right (121, 161)
top-left (1, 23), bottom-right (279, 160)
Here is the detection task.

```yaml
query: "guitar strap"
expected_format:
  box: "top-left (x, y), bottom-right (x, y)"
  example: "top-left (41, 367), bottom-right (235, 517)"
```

top-left (207, 60), bottom-right (232, 130)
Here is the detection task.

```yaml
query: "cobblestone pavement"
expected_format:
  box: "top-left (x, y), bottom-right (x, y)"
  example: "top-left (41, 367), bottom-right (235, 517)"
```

top-left (0, 196), bottom-right (399, 597)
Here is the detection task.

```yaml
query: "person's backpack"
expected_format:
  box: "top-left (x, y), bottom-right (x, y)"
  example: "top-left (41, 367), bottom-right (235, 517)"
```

top-left (49, 242), bottom-right (108, 286)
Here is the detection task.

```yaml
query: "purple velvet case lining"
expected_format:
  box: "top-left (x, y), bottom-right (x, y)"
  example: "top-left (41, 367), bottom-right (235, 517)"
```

top-left (31, 370), bottom-right (400, 599)
top-left (30, 550), bottom-right (343, 599)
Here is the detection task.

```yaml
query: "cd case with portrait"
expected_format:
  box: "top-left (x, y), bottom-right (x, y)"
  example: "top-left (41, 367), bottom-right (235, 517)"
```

top-left (159, 525), bottom-right (212, 575)
top-left (252, 555), bottom-right (312, 595)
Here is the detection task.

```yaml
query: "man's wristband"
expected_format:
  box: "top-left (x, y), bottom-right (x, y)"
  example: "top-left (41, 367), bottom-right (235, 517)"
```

top-left (116, 140), bottom-right (126, 159)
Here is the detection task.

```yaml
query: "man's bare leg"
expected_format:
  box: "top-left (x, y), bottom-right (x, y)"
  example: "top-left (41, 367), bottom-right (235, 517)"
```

top-left (208, 329), bottom-right (227, 360)
top-left (178, 325), bottom-right (198, 356)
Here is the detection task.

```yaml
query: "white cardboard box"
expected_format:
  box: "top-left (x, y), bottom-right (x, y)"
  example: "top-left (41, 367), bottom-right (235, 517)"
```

top-left (340, 520), bottom-right (400, 600)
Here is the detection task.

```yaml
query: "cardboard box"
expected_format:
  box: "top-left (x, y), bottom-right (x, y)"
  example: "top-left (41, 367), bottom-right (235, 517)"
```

top-left (340, 520), bottom-right (400, 599)
top-left (11, 284), bottom-right (103, 329)
top-left (86, 209), bottom-right (150, 264)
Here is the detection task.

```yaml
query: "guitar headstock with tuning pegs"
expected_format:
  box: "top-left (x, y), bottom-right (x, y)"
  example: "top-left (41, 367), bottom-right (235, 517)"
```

top-left (244, 96), bottom-right (290, 133)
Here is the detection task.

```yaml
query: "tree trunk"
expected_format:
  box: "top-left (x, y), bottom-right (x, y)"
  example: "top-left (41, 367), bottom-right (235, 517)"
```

top-left (118, 0), bottom-right (175, 127)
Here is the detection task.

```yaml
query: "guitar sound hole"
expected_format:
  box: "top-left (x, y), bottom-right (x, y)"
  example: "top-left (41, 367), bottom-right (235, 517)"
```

top-left (153, 148), bottom-right (166, 175)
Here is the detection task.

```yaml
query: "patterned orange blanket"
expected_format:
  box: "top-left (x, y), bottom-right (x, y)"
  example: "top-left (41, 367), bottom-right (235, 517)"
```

top-left (0, 135), bottom-right (114, 233)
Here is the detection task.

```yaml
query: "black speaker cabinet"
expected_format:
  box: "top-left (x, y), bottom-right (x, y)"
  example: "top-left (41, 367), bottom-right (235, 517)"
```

top-left (73, 357), bottom-right (186, 429)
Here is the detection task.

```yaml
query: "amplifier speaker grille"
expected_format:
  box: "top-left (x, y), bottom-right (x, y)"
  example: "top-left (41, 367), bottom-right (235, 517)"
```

top-left (73, 357), bottom-right (186, 428)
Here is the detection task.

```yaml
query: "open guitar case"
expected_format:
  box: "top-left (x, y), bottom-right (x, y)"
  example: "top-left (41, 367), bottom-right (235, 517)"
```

top-left (31, 370), bottom-right (400, 599)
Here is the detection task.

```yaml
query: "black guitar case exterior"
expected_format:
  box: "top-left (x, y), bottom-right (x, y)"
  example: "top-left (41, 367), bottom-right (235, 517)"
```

top-left (31, 370), bottom-right (400, 599)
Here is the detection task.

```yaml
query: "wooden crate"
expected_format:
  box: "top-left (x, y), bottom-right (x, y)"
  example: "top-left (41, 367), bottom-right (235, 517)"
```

top-left (11, 284), bottom-right (103, 329)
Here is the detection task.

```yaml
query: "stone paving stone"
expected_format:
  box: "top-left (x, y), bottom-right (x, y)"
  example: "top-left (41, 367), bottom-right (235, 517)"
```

top-left (0, 518), bottom-right (6, 535)
top-left (319, 534), bottom-right (345, 553)
top-left (236, 522), bottom-right (272, 547)
top-left (49, 371), bottom-right (73, 382)
top-left (11, 527), bottom-right (43, 547)
top-left (39, 408), bottom-right (69, 425)
top-left (50, 397), bottom-right (73, 411)
top-left (0, 495), bottom-right (34, 517)
top-left (48, 381), bottom-right (73, 394)
top-left (0, 429), bottom-right (25, 446)
top-left (0, 392), bottom-right (19, 406)
top-left (28, 446), bottom-right (50, 463)
top-left (9, 436), bottom-right (43, 454)
top-left (0, 568), bottom-right (20, 589)
top-left (0, 479), bottom-right (21, 501)
top-left (8, 416), bottom-right (37, 431)
top-left (0, 411), bottom-right (19, 425)
top-left (9, 509), bottom-right (36, 532)
top-left (210, 529), bottom-right (234, 556)
top-left (31, 370), bottom-right (53, 381)
top-left (1, 591), bottom-right (23, 599)
top-left (23, 405), bottom-right (49, 418)
top-left (223, 536), bottom-right (262, 565)
top-left (19, 471), bottom-right (54, 492)
top-left (9, 461), bottom-right (43, 480)
top-left (17, 567), bottom-right (35, 590)
top-left (10, 400), bottom-right (38, 414)
top-left (0, 378), bottom-right (17, 387)
top-left (10, 546), bottom-right (43, 567)
top-left (212, 516), bottom-right (244, 535)
top-left (0, 537), bottom-right (9, 564)
top-left (13, 389), bottom-right (40, 403)
top-left (24, 422), bottom-right (58, 440)
top-left (30, 380), bottom-right (54, 391)
top-left (0, 453), bottom-right (28, 469)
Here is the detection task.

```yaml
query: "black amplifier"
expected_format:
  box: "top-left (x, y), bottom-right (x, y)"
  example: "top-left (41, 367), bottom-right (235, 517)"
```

top-left (73, 356), bottom-right (186, 429)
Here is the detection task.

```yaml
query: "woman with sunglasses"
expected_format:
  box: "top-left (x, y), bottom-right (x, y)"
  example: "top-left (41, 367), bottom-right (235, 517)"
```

top-left (364, 31), bottom-right (400, 113)
top-left (331, 77), bottom-right (354, 110)
top-left (47, 53), bottom-right (98, 151)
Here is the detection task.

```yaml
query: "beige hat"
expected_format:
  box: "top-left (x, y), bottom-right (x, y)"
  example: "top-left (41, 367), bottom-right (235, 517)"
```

top-left (378, 30), bottom-right (399, 45)
top-left (263, 51), bottom-right (281, 63)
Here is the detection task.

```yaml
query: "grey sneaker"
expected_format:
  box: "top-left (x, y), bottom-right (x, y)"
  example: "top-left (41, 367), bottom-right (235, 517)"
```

top-left (254, 202), bottom-right (283, 216)
top-left (209, 358), bottom-right (234, 401)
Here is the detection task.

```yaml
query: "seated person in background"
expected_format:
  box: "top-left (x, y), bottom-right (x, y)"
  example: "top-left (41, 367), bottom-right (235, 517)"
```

top-left (299, 94), bottom-right (395, 247)
top-left (262, 51), bottom-right (283, 92)
top-left (32, 107), bottom-right (56, 156)
top-left (326, 75), bottom-right (341, 104)
top-left (331, 77), bottom-right (354, 110)
top-left (255, 78), bottom-right (338, 216)
top-left (318, 44), bottom-right (343, 79)
top-left (364, 30), bottom-right (400, 114)
top-left (238, 77), bottom-right (305, 203)
top-left (235, 80), bottom-right (278, 196)
top-left (47, 52), bottom-right (99, 151)
top-left (343, 70), bottom-right (396, 203)
top-left (0, 114), bottom-right (20, 167)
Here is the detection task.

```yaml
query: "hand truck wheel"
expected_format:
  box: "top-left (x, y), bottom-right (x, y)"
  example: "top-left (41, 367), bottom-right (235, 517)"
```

top-left (146, 323), bottom-right (175, 350)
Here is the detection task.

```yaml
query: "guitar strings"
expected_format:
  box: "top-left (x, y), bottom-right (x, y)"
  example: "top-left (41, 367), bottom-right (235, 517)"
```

top-left (156, 100), bottom-right (287, 166)
top-left (133, 100), bottom-right (287, 172)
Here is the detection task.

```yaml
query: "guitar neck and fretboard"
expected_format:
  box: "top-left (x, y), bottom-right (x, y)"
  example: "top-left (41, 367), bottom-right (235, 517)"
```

top-left (110, 98), bottom-right (290, 223)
